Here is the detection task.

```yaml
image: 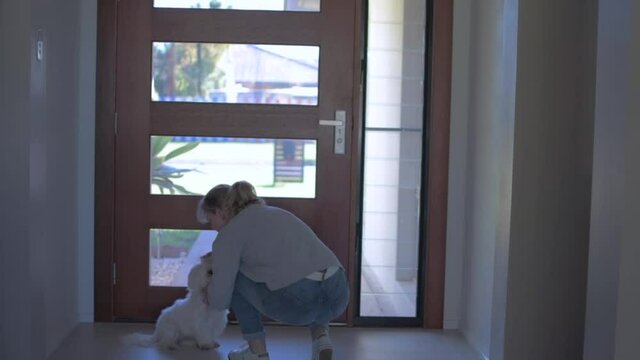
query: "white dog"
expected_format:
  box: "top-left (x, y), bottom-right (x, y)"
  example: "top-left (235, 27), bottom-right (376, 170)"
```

top-left (124, 253), bottom-right (228, 350)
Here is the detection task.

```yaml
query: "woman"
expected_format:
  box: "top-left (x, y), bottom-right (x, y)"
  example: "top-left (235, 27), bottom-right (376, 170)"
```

top-left (198, 181), bottom-right (350, 360)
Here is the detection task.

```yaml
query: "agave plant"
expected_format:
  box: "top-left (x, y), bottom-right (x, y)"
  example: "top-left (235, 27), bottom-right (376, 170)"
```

top-left (151, 136), bottom-right (200, 195)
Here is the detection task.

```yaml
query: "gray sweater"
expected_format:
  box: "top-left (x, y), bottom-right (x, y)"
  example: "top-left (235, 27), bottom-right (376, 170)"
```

top-left (209, 204), bottom-right (342, 310)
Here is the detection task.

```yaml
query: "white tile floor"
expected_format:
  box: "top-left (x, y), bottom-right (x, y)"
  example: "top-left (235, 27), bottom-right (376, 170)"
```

top-left (360, 265), bottom-right (417, 317)
top-left (48, 323), bottom-right (483, 360)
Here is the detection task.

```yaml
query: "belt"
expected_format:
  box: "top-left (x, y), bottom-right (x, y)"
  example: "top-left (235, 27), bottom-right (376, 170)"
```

top-left (305, 266), bottom-right (340, 281)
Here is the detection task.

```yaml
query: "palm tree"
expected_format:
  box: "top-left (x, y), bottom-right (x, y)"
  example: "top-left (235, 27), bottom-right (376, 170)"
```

top-left (150, 136), bottom-right (200, 195)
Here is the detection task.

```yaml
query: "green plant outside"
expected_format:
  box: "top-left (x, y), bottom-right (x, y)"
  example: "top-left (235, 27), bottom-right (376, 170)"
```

top-left (151, 136), bottom-right (200, 195)
top-left (150, 229), bottom-right (200, 248)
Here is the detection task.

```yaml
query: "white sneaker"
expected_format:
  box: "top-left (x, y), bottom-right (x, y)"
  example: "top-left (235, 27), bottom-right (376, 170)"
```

top-left (312, 334), bottom-right (333, 360)
top-left (228, 344), bottom-right (270, 360)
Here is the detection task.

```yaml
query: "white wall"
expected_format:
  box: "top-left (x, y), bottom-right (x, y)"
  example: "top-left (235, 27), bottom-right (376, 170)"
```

top-left (0, 0), bottom-right (96, 358)
top-left (584, 1), bottom-right (640, 359)
top-left (458, 0), bottom-right (500, 353)
top-left (447, 0), bottom-right (517, 357)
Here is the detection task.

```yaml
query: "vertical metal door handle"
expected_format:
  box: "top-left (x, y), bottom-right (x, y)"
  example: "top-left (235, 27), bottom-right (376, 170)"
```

top-left (319, 110), bottom-right (346, 154)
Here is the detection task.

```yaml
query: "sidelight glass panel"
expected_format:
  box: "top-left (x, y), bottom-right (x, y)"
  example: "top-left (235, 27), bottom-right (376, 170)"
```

top-left (359, 0), bottom-right (426, 318)
top-left (152, 42), bottom-right (319, 105)
top-left (150, 136), bottom-right (317, 198)
top-left (154, 0), bottom-right (320, 12)
top-left (149, 228), bottom-right (218, 287)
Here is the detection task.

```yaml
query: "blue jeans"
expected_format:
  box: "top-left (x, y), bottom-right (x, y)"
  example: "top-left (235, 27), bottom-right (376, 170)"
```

top-left (231, 269), bottom-right (350, 340)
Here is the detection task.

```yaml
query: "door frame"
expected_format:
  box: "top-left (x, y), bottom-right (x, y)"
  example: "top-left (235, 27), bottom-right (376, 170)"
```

top-left (95, 0), bottom-right (452, 329)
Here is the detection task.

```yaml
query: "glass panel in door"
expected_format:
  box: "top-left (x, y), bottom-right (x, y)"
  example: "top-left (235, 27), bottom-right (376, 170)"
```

top-left (154, 0), bottom-right (321, 12)
top-left (152, 42), bottom-right (319, 105)
top-left (150, 135), bottom-right (317, 198)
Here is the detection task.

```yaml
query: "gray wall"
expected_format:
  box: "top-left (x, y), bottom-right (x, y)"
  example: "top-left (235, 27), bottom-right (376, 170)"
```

top-left (449, 0), bottom-right (597, 358)
top-left (76, 0), bottom-right (97, 324)
top-left (583, 1), bottom-right (640, 359)
top-left (444, 0), bottom-right (471, 330)
top-left (0, 0), bottom-right (95, 358)
top-left (458, 0), bottom-right (497, 349)
top-left (616, 34), bottom-right (640, 357)
top-left (582, 0), bottom-right (628, 358)
top-left (502, 0), bottom-right (597, 358)
top-left (0, 0), bottom-right (36, 357)
top-left (616, 3), bottom-right (640, 356)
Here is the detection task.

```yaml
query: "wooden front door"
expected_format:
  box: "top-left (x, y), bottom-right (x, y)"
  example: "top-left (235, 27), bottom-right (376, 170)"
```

top-left (111, 0), bottom-right (361, 321)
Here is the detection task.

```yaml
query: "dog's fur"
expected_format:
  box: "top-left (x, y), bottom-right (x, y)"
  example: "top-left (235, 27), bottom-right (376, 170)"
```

top-left (124, 253), bottom-right (228, 350)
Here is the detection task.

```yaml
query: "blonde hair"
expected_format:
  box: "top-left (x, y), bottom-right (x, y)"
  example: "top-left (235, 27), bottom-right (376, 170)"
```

top-left (196, 184), bottom-right (230, 224)
top-left (223, 181), bottom-right (265, 218)
top-left (196, 181), bottom-right (264, 224)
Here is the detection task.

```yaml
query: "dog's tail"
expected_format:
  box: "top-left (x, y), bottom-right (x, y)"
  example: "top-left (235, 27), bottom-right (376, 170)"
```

top-left (121, 333), bottom-right (156, 347)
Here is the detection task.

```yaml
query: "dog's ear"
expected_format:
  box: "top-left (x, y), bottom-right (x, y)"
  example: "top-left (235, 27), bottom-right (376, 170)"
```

top-left (187, 264), bottom-right (198, 291)
top-left (200, 252), bottom-right (214, 266)
top-left (187, 263), bottom-right (209, 291)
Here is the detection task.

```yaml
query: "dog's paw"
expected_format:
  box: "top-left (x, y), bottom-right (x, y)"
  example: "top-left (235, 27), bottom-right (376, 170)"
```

top-left (196, 343), bottom-right (213, 351)
top-left (158, 342), bottom-right (178, 351)
top-left (197, 341), bottom-right (220, 350)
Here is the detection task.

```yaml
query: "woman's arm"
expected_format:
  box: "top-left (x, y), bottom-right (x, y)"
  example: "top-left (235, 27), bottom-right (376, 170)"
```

top-left (208, 233), bottom-right (243, 310)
